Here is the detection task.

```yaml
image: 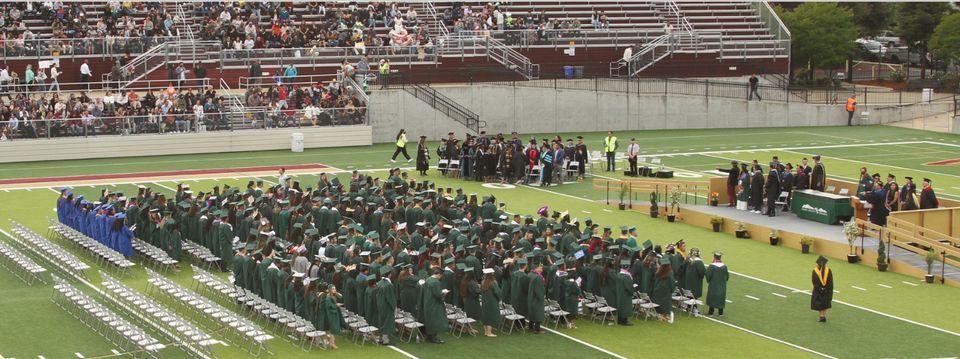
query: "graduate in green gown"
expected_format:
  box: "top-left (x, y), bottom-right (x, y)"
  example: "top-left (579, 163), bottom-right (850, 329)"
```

top-left (614, 259), bottom-right (635, 325)
top-left (418, 268), bottom-right (448, 344)
top-left (683, 248), bottom-right (706, 299)
top-left (397, 265), bottom-right (420, 317)
top-left (342, 268), bottom-right (358, 312)
top-left (461, 270), bottom-right (481, 334)
top-left (363, 275), bottom-right (378, 324)
top-left (479, 268), bottom-right (501, 337)
top-left (292, 273), bottom-right (306, 318)
top-left (560, 266), bottom-right (581, 329)
top-left (162, 218), bottom-right (183, 264)
top-left (233, 244), bottom-right (249, 287)
top-left (319, 284), bottom-right (346, 349)
top-left (526, 262), bottom-right (546, 334)
top-left (706, 251), bottom-right (729, 316)
top-left (511, 260), bottom-right (529, 318)
top-left (375, 265), bottom-right (397, 345)
top-left (652, 256), bottom-right (676, 323)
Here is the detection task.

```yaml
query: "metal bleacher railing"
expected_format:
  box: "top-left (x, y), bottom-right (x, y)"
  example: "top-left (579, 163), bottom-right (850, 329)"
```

top-left (102, 40), bottom-right (221, 90)
top-left (753, 1), bottom-right (792, 64)
top-left (390, 74), bottom-right (483, 133)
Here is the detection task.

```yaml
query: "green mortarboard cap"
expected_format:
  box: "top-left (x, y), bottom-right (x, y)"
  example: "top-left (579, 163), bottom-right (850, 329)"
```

top-left (511, 227), bottom-right (521, 233)
top-left (418, 245), bottom-right (427, 252)
top-left (322, 257), bottom-right (337, 263)
top-left (233, 242), bottom-right (245, 250)
top-left (245, 242), bottom-right (257, 250)
top-left (293, 222), bottom-right (304, 229)
top-left (464, 267), bottom-right (474, 273)
top-left (619, 226), bottom-right (628, 232)
top-left (455, 245), bottom-right (465, 252)
top-left (620, 259), bottom-right (631, 267)
top-left (382, 252), bottom-right (392, 260)
top-left (444, 257), bottom-right (455, 265)
top-left (249, 229), bottom-right (259, 236)
top-left (431, 252), bottom-right (442, 259)
top-left (659, 256), bottom-right (671, 265)
top-left (367, 231), bottom-right (379, 238)
top-left (379, 266), bottom-right (393, 276)
top-left (643, 240), bottom-right (653, 249)
top-left (165, 218), bottom-right (176, 225)
top-left (629, 226), bottom-right (637, 232)
top-left (535, 237), bottom-right (544, 243)
top-left (592, 254), bottom-right (603, 261)
top-left (551, 252), bottom-right (563, 259)
top-left (466, 245), bottom-right (478, 250)
top-left (305, 229), bottom-right (319, 236)
top-left (603, 225), bottom-right (612, 230)
top-left (584, 217), bottom-right (593, 223)
top-left (517, 258), bottom-right (528, 265)
top-left (456, 263), bottom-right (466, 270)
top-left (178, 201), bottom-right (191, 209)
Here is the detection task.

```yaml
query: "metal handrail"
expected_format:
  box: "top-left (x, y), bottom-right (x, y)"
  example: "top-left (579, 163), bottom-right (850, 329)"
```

top-left (3, 78), bottom-right (210, 95)
top-left (667, 0), bottom-right (694, 34)
top-left (403, 82), bottom-right (480, 133)
top-left (338, 71), bottom-right (370, 106)
top-left (423, 1), bottom-right (450, 39)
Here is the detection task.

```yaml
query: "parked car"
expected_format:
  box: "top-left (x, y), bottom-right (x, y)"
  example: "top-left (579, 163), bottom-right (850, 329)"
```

top-left (874, 30), bottom-right (901, 48)
top-left (854, 39), bottom-right (887, 61)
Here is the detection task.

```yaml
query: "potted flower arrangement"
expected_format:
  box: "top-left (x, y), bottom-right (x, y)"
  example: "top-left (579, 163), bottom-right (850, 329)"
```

top-left (924, 248), bottom-right (937, 283)
top-left (666, 188), bottom-right (681, 222)
top-left (709, 216), bottom-right (723, 232)
top-left (710, 192), bottom-right (719, 207)
top-left (843, 222), bottom-right (860, 263)
top-left (769, 229), bottom-right (780, 246)
top-left (876, 241), bottom-right (888, 272)
top-left (800, 236), bottom-right (814, 254)
top-left (734, 222), bottom-right (749, 238)
top-left (618, 184), bottom-right (628, 211)
top-left (649, 192), bottom-right (659, 218)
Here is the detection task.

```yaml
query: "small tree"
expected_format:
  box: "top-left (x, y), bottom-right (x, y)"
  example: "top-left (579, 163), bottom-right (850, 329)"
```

top-left (668, 187), bottom-right (681, 214)
top-left (930, 12), bottom-right (960, 70)
top-left (618, 183), bottom-right (628, 205)
top-left (777, 3), bottom-right (858, 81)
top-left (843, 222), bottom-right (860, 255)
top-left (649, 192), bottom-right (659, 212)
top-left (924, 248), bottom-right (938, 275)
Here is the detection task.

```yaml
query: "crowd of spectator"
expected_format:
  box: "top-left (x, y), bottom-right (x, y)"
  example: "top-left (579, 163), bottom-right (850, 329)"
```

top-left (0, 2), bottom-right (179, 57)
top-left (243, 61), bottom-right (366, 128)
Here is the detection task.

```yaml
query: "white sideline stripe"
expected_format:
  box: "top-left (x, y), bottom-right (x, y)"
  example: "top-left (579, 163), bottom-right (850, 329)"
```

top-left (602, 209), bottom-right (612, 212)
top-left (701, 316), bottom-right (837, 359)
top-left (877, 284), bottom-right (893, 289)
top-left (725, 300), bottom-right (733, 303)
top-left (87, 185), bottom-right (94, 188)
top-left (543, 328), bottom-right (627, 359)
top-left (110, 349), bottom-right (120, 355)
top-left (25, 188), bottom-right (30, 191)
top-left (731, 270), bottom-right (960, 337)
top-left (39, 355), bottom-right (46, 359)
top-left (386, 345), bottom-right (419, 359)
top-left (745, 295), bottom-right (760, 301)
top-left (901, 281), bottom-right (919, 287)
top-left (771, 293), bottom-right (787, 298)
top-left (151, 182), bottom-right (176, 192)
top-left (74, 353), bottom-right (84, 358)
top-left (46, 188), bottom-right (60, 194)
top-left (851, 286), bottom-right (867, 291)
top-left (582, 210), bottom-right (591, 214)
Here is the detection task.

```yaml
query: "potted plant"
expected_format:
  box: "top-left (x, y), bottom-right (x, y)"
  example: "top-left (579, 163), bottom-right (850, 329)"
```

top-left (769, 229), bottom-right (780, 246)
top-left (800, 236), bottom-right (814, 254)
top-left (709, 216), bottom-right (723, 232)
top-left (666, 188), bottom-right (681, 222)
top-left (734, 222), bottom-right (749, 238)
top-left (710, 192), bottom-right (719, 207)
top-left (876, 241), bottom-right (888, 272)
top-left (924, 248), bottom-right (937, 283)
top-left (649, 192), bottom-right (659, 218)
top-left (843, 222), bottom-right (860, 263)
top-left (617, 184), bottom-right (627, 211)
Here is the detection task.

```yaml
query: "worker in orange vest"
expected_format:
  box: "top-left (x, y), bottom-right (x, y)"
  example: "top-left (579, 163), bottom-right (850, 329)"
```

top-left (845, 94), bottom-right (857, 126)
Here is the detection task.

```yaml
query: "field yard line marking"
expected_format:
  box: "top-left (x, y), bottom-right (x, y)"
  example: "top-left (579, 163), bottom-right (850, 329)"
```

top-left (851, 286), bottom-right (867, 291)
top-left (386, 345), bottom-right (419, 359)
top-left (543, 328), bottom-right (627, 359)
top-left (780, 149), bottom-right (960, 180)
top-left (151, 182), bottom-right (176, 192)
top-left (725, 299), bottom-right (733, 303)
top-left (74, 353), bottom-right (84, 358)
top-left (745, 295), bottom-right (760, 301)
top-left (924, 141), bottom-right (960, 148)
top-left (877, 284), bottom-right (893, 289)
top-left (25, 188), bottom-right (30, 191)
top-left (3, 189), bottom-right (8, 192)
top-left (46, 188), bottom-right (60, 194)
top-left (652, 140), bottom-right (923, 158)
top-left (901, 281), bottom-right (919, 287)
top-left (701, 316), bottom-right (837, 359)
top-left (771, 293), bottom-right (787, 298)
top-left (731, 270), bottom-right (960, 337)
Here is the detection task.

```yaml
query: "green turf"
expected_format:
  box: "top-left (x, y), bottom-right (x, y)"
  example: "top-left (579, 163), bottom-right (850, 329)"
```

top-left (1, 125), bottom-right (959, 358)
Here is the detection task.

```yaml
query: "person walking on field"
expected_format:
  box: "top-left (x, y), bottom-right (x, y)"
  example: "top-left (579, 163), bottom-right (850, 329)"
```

top-left (811, 256), bottom-right (833, 322)
top-left (391, 129), bottom-right (412, 163)
top-left (846, 94), bottom-right (857, 126)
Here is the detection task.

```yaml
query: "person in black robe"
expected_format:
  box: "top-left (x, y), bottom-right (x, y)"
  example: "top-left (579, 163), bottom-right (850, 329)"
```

top-left (717, 160), bottom-right (741, 208)
top-left (749, 165), bottom-right (765, 213)
top-left (811, 256), bottom-right (833, 322)
top-left (574, 136), bottom-right (588, 181)
top-left (864, 183), bottom-right (888, 226)
top-left (416, 136), bottom-right (430, 176)
top-left (781, 163), bottom-right (795, 211)
top-left (920, 178), bottom-right (939, 209)
top-left (810, 155), bottom-right (826, 191)
top-left (764, 162), bottom-right (781, 217)
top-left (899, 176), bottom-right (918, 211)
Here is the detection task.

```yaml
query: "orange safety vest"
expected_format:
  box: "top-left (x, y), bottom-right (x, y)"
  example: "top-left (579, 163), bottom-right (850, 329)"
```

top-left (845, 97), bottom-right (856, 112)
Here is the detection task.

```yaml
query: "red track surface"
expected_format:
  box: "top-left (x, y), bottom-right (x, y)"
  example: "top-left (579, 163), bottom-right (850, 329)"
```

top-left (0, 164), bottom-right (330, 185)
top-left (927, 159), bottom-right (960, 166)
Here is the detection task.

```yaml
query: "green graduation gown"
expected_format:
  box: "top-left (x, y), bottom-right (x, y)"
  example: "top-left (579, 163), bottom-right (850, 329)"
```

top-left (706, 263), bottom-right (729, 309)
top-left (652, 272), bottom-right (675, 315)
top-left (615, 271), bottom-right (634, 320)
top-left (376, 279), bottom-right (397, 335)
top-left (464, 281), bottom-right (481, 320)
top-left (342, 276), bottom-right (357, 312)
top-left (480, 281), bottom-right (502, 326)
top-left (320, 295), bottom-right (346, 335)
top-left (512, 270), bottom-right (529, 316)
top-left (527, 272), bottom-right (546, 323)
top-left (364, 285), bottom-right (378, 324)
top-left (684, 259), bottom-right (707, 299)
top-left (399, 275), bottom-right (420, 317)
top-left (418, 277), bottom-right (448, 335)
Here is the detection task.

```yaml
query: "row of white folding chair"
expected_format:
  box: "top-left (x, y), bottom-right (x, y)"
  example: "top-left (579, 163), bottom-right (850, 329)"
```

top-left (190, 264), bottom-right (242, 304)
top-left (343, 311), bottom-right (380, 346)
top-left (132, 237), bottom-right (178, 274)
top-left (145, 268), bottom-right (273, 356)
top-left (49, 219), bottom-right (134, 275)
top-left (51, 276), bottom-right (166, 358)
top-left (446, 305), bottom-right (477, 338)
top-left (394, 310), bottom-right (424, 343)
top-left (181, 239), bottom-right (221, 270)
top-left (0, 239), bottom-right (47, 285)
top-left (498, 303), bottom-right (526, 335)
top-left (545, 298), bottom-right (571, 328)
top-left (582, 292), bottom-right (617, 325)
top-left (632, 292), bottom-right (660, 320)
top-left (10, 221), bottom-right (90, 275)
top-left (672, 288), bottom-right (703, 316)
top-left (100, 271), bottom-right (217, 354)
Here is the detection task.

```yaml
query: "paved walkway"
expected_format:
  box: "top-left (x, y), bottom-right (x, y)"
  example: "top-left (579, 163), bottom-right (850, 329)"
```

top-left (689, 204), bottom-right (960, 281)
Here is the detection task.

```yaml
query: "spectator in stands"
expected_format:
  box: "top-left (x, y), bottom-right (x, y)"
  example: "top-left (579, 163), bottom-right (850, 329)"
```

top-left (748, 74), bottom-right (761, 101)
top-left (379, 59), bottom-right (390, 89)
top-left (79, 59), bottom-right (91, 89)
top-left (24, 64), bottom-right (34, 91)
top-left (283, 64), bottom-right (298, 86)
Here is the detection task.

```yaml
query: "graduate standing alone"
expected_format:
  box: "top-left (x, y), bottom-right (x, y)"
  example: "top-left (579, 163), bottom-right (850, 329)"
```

top-left (811, 256), bottom-right (833, 322)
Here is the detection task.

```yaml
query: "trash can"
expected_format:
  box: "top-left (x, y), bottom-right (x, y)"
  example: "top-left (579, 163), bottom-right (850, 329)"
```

top-left (574, 66), bottom-right (584, 79)
top-left (563, 66), bottom-right (575, 79)
top-left (291, 132), bottom-right (304, 152)
top-left (922, 88), bottom-right (934, 104)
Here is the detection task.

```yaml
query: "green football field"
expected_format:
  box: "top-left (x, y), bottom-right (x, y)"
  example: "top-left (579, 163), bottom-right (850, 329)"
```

top-left (0, 125), bottom-right (958, 359)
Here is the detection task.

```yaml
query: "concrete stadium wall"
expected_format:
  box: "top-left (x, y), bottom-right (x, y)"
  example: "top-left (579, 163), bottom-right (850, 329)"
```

top-left (370, 85), bottom-right (952, 142)
top-left (0, 126), bottom-right (372, 163)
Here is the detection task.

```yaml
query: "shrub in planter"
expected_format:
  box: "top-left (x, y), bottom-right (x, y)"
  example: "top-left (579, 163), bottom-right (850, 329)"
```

top-left (924, 248), bottom-right (938, 283)
top-left (618, 184), bottom-right (627, 210)
top-left (734, 222), bottom-right (749, 238)
top-left (843, 222), bottom-right (860, 263)
top-left (769, 229), bottom-right (780, 246)
top-left (709, 216), bottom-right (723, 232)
top-left (800, 236), bottom-right (814, 254)
top-left (649, 192), bottom-right (659, 218)
top-left (710, 192), bottom-right (719, 207)
top-left (876, 241), bottom-right (888, 272)
top-left (666, 188), bottom-right (681, 222)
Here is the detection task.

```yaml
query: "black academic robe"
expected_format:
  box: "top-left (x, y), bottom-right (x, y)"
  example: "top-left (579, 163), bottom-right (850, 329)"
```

top-left (811, 163), bottom-right (826, 191)
top-left (765, 170), bottom-right (781, 211)
top-left (920, 188), bottom-right (939, 209)
top-left (750, 172), bottom-right (765, 209)
top-left (811, 266), bottom-right (833, 310)
top-left (416, 143), bottom-right (430, 172)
